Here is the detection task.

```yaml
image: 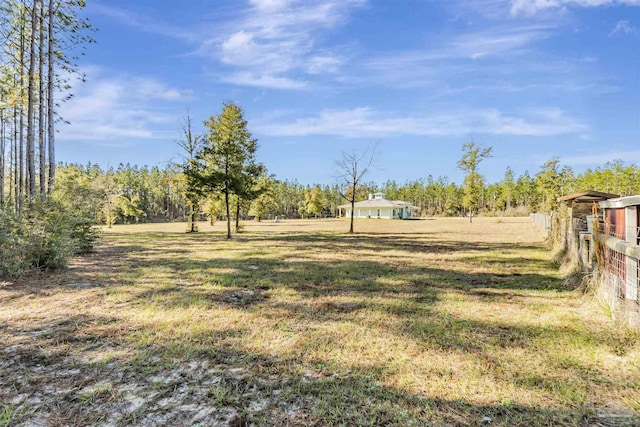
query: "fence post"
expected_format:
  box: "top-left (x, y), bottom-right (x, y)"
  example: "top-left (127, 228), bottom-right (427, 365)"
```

top-left (625, 206), bottom-right (638, 301)
top-left (530, 212), bottom-right (553, 238)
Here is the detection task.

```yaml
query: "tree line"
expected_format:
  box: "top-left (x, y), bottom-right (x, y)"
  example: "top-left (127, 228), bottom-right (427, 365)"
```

top-left (31, 154), bottom-right (638, 229)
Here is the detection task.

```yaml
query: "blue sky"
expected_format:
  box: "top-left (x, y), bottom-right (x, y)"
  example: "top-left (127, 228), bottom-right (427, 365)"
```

top-left (58, 0), bottom-right (640, 185)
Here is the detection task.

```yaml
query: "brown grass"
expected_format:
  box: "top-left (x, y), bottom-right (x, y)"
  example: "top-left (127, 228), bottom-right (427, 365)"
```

top-left (1, 217), bottom-right (638, 426)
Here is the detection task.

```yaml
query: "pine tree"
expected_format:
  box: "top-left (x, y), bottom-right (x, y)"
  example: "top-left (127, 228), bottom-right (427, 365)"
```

top-left (199, 101), bottom-right (259, 239)
top-left (457, 141), bottom-right (492, 222)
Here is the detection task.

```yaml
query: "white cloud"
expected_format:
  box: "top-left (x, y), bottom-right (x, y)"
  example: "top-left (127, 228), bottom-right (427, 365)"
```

top-left (367, 25), bottom-right (551, 67)
top-left (429, 81), bottom-right (619, 98)
top-left (609, 20), bottom-right (639, 36)
top-left (249, 0), bottom-right (291, 9)
top-left (449, 25), bottom-right (552, 58)
top-left (392, 26), bottom-right (545, 61)
top-left (133, 78), bottom-right (194, 101)
top-left (254, 107), bottom-right (587, 138)
top-left (511, 0), bottom-right (640, 16)
top-left (306, 55), bottom-right (343, 74)
top-left (221, 31), bottom-right (255, 54)
top-left (221, 72), bottom-right (308, 90)
top-left (359, 25), bottom-right (554, 89)
top-left (203, 0), bottom-right (366, 89)
top-left (58, 67), bottom-right (191, 142)
top-left (451, 0), bottom-right (512, 19)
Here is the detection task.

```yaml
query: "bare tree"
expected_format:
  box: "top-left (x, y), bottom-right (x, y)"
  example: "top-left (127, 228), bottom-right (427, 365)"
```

top-left (176, 113), bottom-right (203, 233)
top-left (336, 145), bottom-right (376, 234)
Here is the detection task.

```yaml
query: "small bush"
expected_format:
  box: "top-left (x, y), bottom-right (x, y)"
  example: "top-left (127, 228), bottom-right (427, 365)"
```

top-left (0, 201), bottom-right (100, 277)
top-left (0, 212), bottom-right (29, 276)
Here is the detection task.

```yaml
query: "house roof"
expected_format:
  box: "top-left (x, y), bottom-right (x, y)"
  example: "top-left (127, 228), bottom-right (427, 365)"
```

top-left (557, 190), bottom-right (619, 203)
top-left (338, 199), bottom-right (418, 209)
top-left (599, 194), bottom-right (640, 209)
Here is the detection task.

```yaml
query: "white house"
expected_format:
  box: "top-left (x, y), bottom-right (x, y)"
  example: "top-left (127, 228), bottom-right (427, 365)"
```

top-left (338, 193), bottom-right (419, 219)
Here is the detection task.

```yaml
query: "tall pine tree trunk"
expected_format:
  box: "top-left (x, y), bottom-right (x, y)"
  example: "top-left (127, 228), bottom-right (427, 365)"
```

top-left (189, 197), bottom-right (197, 233)
top-left (224, 158), bottom-right (232, 238)
top-left (225, 187), bottom-right (231, 239)
top-left (7, 117), bottom-right (14, 209)
top-left (235, 198), bottom-right (240, 232)
top-left (190, 207), bottom-right (197, 232)
top-left (46, 0), bottom-right (55, 193)
top-left (0, 109), bottom-right (5, 209)
top-left (18, 28), bottom-right (25, 212)
top-left (38, 0), bottom-right (46, 197)
top-left (13, 104), bottom-right (19, 213)
top-left (26, 0), bottom-right (38, 198)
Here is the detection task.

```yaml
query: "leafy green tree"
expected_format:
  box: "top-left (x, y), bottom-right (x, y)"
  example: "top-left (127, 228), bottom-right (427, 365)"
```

top-left (200, 101), bottom-right (259, 239)
top-left (304, 185), bottom-right (325, 218)
top-left (444, 182), bottom-right (462, 216)
top-left (249, 174), bottom-right (276, 221)
top-left (535, 158), bottom-right (564, 213)
top-left (501, 166), bottom-right (515, 210)
top-left (592, 159), bottom-right (638, 196)
top-left (381, 180), bottom-right (400, 203)
top-left (514, 170), bottom-right (536, 209)
top-left (272, 179), bottom-right (304, 218)
top-left (51, 163), bottom-right (102, 219)
top-left (457, 141), bottom-right (492, 222)
top-left (232, 162), bottom-right (266, 232)
top-left (49, 166), bottom-right (101, 252)
top-left (203, 193), bottom-right (223, 225)
top-left (117, 194), bottom-right (144, 223)
top-left (322, 184), bottom-right (342, 217)
top-left (486, 182), bottom-right (502, 215)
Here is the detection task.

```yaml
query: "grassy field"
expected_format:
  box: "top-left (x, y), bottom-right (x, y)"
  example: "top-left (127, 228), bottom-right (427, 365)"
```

top-left (1, 217), bottom-right (638, 426)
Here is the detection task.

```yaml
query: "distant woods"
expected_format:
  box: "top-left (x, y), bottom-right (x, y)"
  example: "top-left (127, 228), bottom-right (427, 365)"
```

top-left (0, 0), bottom-right (92, 212)
top-left (43, 157), bottom-right (640, 228)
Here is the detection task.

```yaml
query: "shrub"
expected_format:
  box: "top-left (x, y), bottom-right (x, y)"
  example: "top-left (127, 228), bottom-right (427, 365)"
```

top-left (0, 201), bottom-right (100, 277)
top-left (0, 211), bottom-right (29, 276)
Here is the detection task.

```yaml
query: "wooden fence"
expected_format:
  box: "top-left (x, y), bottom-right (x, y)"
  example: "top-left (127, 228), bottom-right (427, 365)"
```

top-left (531, 212), bottom-right (640, 328)
top-left (593, 224), bottom-right (640, 328)
top-left (530, 213), bottom-right (552, 238)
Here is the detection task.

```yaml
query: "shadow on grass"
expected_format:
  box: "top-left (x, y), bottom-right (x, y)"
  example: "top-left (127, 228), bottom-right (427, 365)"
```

top-left (3, 306), bottom-right (627, 427)
top-left (100, 230), bottom-right (545, 255)
top-left (5, 313), bottom-right (631, 427)
top-left (43, 233), bottom-right (632, 361)
top-left (4, 230), bottom-right (638, 425)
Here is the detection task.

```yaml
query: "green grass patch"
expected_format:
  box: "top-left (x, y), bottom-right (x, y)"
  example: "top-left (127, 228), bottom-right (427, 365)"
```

top-left (1, 218), bottom-right (638, 426)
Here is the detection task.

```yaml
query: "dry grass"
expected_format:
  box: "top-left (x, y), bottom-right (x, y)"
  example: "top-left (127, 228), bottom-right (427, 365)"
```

top-left (1, 217), bottom-right (638, 426)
